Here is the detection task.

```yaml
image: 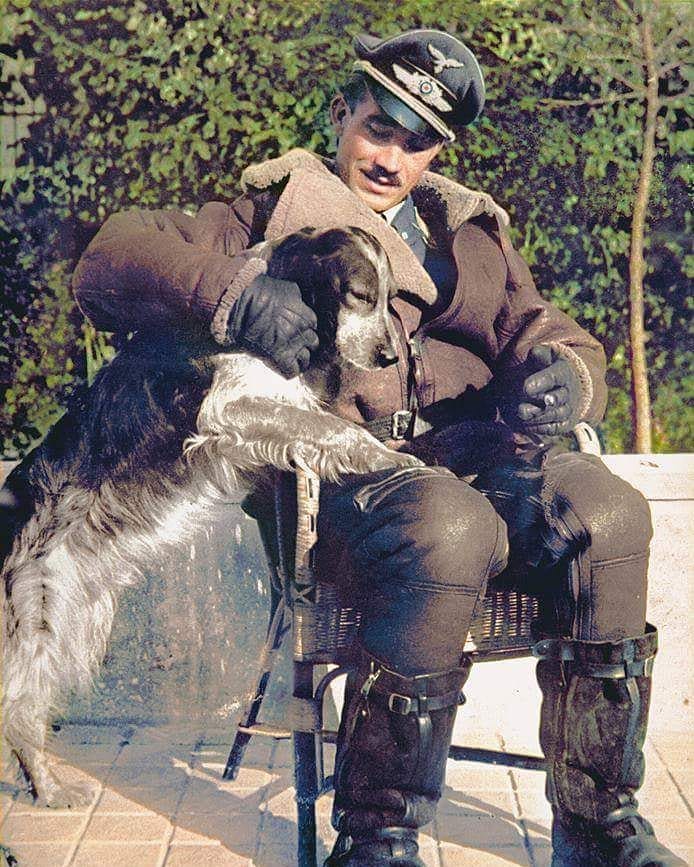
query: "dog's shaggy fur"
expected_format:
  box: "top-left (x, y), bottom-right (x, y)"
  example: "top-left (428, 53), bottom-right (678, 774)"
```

top-left (0, 226), bottom-right (419, 807)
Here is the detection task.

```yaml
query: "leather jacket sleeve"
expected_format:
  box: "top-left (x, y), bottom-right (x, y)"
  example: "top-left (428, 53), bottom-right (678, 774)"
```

top-left (72, 195), bottom-right (262, 335)
top-left (449, 218), bottom-right (607, 425)
top-left (495, 230), bottom-right (608, 424)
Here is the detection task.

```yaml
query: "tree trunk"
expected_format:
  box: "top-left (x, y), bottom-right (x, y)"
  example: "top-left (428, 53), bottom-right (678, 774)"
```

top-left (628, 5), bottom-right (658, 452)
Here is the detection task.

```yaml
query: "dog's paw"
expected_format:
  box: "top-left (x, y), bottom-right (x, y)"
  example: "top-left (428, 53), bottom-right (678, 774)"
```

top-left (354, 439), bottom-right (423, 472)
top-left (0, 844), bottom-right (18, 866)
top-left (35, 777), bottom-right (99, 809)
top-left (384, 450), bottom-right (424, 469)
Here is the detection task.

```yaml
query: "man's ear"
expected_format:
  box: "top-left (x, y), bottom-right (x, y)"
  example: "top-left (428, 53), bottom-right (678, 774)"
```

top-left (330, 95), bottom-right (349, 135)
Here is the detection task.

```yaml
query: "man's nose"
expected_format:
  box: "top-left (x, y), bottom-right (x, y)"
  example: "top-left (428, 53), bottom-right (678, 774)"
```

top-left (375, 144), bottom-right (403, 176)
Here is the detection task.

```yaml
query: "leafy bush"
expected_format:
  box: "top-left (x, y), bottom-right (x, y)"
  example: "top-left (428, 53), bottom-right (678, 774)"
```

top-left (1, 0), bottom-right (690, 457)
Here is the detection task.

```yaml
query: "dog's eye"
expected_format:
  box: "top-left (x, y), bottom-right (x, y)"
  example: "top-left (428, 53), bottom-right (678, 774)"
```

top-left (347, 291), bottom-right (374, 308)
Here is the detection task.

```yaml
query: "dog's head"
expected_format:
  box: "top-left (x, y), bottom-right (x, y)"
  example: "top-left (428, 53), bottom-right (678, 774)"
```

top-left (266, 227), bottom-right (400, 370)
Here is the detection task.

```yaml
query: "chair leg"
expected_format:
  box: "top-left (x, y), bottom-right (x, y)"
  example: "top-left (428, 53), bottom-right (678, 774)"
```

top-left (223, 593), bottom-right (288, 780)
top-left (294, 661), bottom-right (319, 867)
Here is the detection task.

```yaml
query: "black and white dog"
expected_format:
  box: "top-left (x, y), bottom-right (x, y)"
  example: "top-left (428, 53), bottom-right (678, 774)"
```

top-left (0, 226), bottom-right (419, 807)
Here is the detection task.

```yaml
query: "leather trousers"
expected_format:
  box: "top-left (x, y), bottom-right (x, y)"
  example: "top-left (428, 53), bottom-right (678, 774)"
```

top-left (315, 449), bottom-right (653, 843)
top-left (317, 450), bottom-right (652, 664)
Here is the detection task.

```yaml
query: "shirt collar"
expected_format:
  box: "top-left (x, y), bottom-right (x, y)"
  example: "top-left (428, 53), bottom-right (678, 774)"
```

top-left (380, 200), bottom-right (407, 225)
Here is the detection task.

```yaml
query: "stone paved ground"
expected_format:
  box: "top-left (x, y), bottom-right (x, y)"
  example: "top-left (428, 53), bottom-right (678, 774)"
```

top-left (0, 722), bottom-right (691, 867)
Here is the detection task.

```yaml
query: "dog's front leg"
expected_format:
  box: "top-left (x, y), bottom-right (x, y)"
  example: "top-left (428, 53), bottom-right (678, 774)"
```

top-left (193, 397), bottom-right (422, 483)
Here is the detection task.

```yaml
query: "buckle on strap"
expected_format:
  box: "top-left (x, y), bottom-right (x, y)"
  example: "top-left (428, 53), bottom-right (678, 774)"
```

top-left (533, 635), bottom-right (657, 679)
top-left (388, 693), bottom-right (413, 715)
top-left (386, 688), bottom-right (462, 715)
top-left (391, 410), bottom-right (414, 439)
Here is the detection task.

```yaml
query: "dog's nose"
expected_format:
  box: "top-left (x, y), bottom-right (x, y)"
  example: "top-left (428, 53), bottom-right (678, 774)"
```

top-left (378, 345), bottom-right (399, 366)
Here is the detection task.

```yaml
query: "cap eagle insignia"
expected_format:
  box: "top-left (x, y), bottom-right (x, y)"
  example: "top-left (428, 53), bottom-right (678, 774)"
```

top-left (392, 63), bottom-right (453, 112)
top-left (427, 43), bottom-right (465, 74)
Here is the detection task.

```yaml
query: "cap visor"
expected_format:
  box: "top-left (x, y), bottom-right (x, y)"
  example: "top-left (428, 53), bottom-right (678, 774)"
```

top-left (368, 79), bottom-right (441, 140)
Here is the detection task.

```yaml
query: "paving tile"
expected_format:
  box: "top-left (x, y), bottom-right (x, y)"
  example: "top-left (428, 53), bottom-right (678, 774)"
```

top-left (100, 784), bottom-right (185, 817)
top-left (165, 844), bottom-right (253, 865)
top-left (193, 759), bottom-right (274, 787)
top-left (0, 843), bottom-right (72, 867)
top-left (171, 812), bottom-right (259, 849)
top-left (254, 842), bottom-right (300, 867)
top-left (647, 818), bottom-right (694, 848)
top-left (508, 766), bottom-right (549, 797)
top-left (49, 724), bottom-right (132, 746)
top-left (437, 812), bottom-right (526, 849)
top-left (193, 740), bottom-right (274, 768)
top-left (260, 783), bottom-right (299, 817)
top-left (105, 765), bottom-right (190, 795)
top-left (95, 786), bottom-right (178, 815)
top-left (439, 843), bottom-right (531, 866)
top-left (83, 813), bottom-right (173, 842)
top-left (669, 847), bottom-right (694, 865)
top-left (418, 832), bottom-right (441, 867)
top-left (128, 724), bottom-right (202, 747)
top-left (268, 741), bottom-right (295, 770)
top-left (439, 786), bottom-right (517, 818)
top-left (444, 761), bottom-right (515, 793)
top-left (177, 778), bottom-right (267, 815)
top-left (5, 720), bottom-right (689, 867)
top-left (54, 743), bottom-right (122, 768)
top-left (257, 809), bottom-right (317, 852)
top-left (0, 792), bottom-right (15, 821)
top-left (527, 840), bottom-right (552, 867)
top-left (509, 792), bottom-right (552, 841)
top-left (71, 842), bottom-right (164, 866)
top-left (1, 813), bottom-right (86, 843)
top-left (639, 778), bottom-right (693, 820)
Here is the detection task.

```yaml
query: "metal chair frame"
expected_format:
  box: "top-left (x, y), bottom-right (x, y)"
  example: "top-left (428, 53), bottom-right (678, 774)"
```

top-left (223, 425), bottom-right (602, 867)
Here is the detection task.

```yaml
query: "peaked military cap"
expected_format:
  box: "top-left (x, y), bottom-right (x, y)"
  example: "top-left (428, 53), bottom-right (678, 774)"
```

top-left (353, 29), bottom-right (485, 142)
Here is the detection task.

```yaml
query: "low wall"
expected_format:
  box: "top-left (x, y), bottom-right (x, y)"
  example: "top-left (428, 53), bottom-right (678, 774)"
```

top-left (459, 453), bottom-right (693, 747)
top-left (1, 454), bottom-right (691, 734)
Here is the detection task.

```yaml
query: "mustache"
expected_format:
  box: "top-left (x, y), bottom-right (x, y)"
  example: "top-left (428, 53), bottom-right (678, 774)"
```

top-left (362, 167), bottom-right (402, 187)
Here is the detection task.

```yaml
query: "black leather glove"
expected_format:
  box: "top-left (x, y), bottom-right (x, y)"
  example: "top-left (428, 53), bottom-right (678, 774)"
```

top-left (510, 345), bottom-right (583, 436)
top-left (225, 274), bottom-right (319, 378)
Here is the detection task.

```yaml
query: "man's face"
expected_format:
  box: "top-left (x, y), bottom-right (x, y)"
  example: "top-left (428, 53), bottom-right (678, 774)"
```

top-left (331, 90), bottom-right (444, 212)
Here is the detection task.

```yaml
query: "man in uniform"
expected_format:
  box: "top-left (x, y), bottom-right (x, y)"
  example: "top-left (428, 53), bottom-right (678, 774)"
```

top-left (72, 29), bottom-right (684, 867)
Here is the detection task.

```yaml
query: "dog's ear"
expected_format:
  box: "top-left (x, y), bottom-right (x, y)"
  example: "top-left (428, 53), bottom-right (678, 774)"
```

top-left (267, 227), bottom-right (318, 282)
top-left (267, 228), bottom-right (334, 313)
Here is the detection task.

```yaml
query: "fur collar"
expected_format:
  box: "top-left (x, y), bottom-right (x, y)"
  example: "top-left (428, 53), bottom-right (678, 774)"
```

top-left (240, 149), bottom-right (508, 305)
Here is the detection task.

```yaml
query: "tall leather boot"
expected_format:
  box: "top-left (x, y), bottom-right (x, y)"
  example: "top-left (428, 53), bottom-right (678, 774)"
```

top-left (534, 625), bottom-right (686, 866)
top-left (324, 648), bottom-right (472, 867)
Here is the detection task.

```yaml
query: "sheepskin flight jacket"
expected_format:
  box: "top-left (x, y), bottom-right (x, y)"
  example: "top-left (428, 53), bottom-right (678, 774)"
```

top-left (72, 148), bottom-right (607, 472)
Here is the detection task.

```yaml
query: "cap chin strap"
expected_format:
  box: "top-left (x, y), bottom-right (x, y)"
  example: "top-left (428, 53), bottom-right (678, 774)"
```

top-left (353, 59), bottom-right (455, 142)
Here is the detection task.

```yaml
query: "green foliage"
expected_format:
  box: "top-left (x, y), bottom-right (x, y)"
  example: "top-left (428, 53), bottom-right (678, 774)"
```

top-left (1, 0), bottom-right (691, 457)
top-left (1, 261), bottom-right (81, 457)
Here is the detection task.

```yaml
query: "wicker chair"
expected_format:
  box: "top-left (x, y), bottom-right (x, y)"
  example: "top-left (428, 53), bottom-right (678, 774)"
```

top-left (223, 424), bottom-right (602, 867)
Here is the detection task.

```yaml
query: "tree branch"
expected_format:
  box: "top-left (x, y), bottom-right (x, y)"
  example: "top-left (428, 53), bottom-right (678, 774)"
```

top-left (654, 19), bottom-right (691, 58)
top-left (614, 0), bottom-right (639, 23)
top-left (562, 19), bottom-right (631, 47)
top-left (658, 58), bottom-right (686, 76)
top-left (600, 67), bottom-right (643, 93)
top-left (662, 85), bottom-right (692, 103)
top-left (537, 92), bottom-right (640, 109)
top-left (595, 52), bottom-right (646, 66)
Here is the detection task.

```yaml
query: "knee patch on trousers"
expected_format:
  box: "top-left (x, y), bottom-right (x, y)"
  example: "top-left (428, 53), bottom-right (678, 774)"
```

top-left (540, 453), bottom-right (652, 563)
top-left (352, 465), bottom-right (509, 587)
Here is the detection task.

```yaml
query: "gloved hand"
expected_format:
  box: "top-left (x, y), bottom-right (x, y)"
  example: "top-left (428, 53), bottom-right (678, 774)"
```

top-left (225, 274), bottom-right (319, 378)
top-left (509, 345), bottom-right (583, 436)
